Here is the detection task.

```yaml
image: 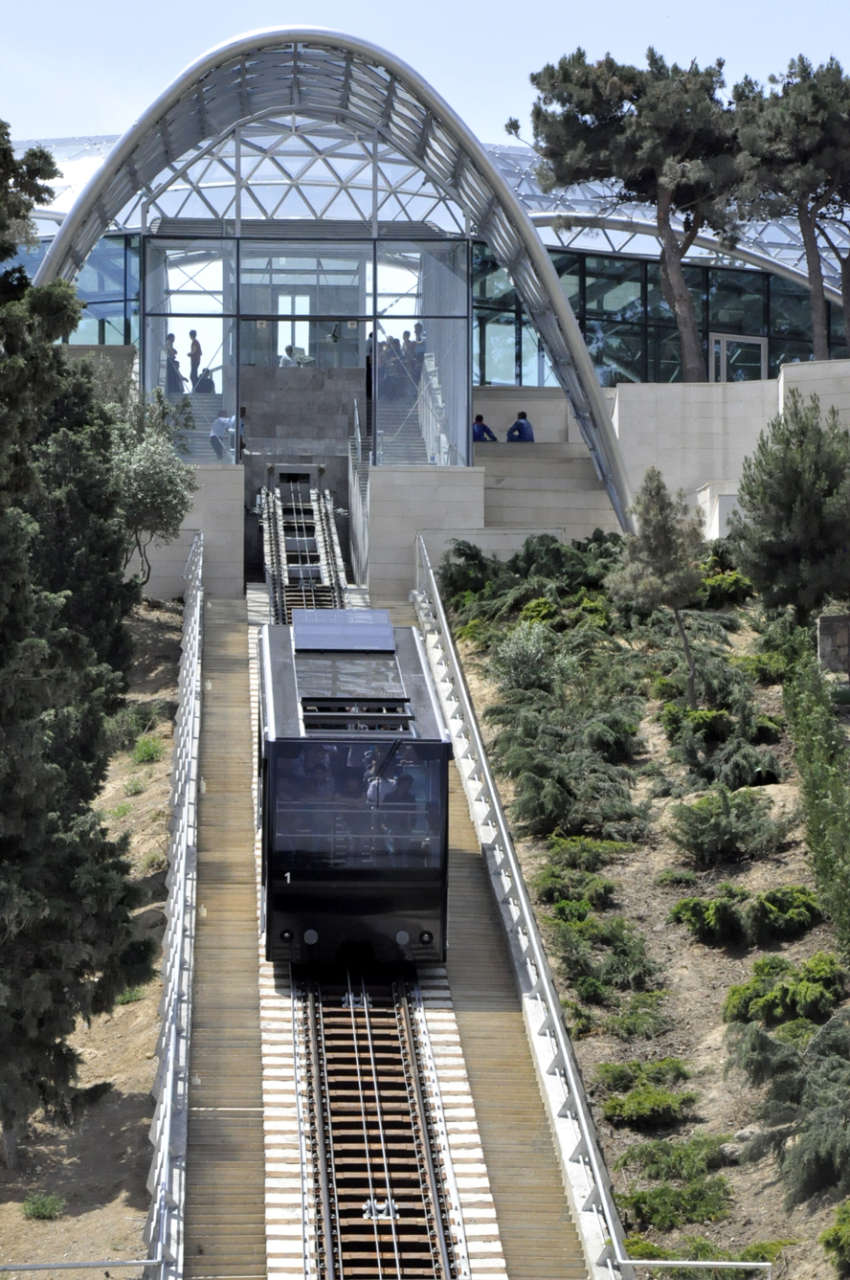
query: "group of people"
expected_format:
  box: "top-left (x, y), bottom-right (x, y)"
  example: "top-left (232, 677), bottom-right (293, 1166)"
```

top-left (375, 323), bottom-right (426, 397)
top-left (472, 411), bottom-right (535, 443)
top-left (209, 405), bottom-right (246, 462)
top-left (165, 330), bottom-right (214, 394)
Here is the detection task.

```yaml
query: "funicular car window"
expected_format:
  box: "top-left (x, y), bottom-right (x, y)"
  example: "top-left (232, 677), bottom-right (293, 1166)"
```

top-left (272, 740), bottom-right (443, 873)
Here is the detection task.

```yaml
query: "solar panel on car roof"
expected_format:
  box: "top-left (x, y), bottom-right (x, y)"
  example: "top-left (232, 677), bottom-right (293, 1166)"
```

top-left (291, 608), bottom-right (396, 652)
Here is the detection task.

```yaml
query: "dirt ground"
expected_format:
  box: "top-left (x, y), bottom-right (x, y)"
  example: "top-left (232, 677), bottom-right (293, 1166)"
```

top-left (0, 600), bottom-right (182, 1279)
top-left (461, 633), bottom-right (846, 1279)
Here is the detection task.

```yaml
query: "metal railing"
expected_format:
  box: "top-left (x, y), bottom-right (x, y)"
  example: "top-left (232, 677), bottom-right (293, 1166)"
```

top-left (349, 399), bottom-right (370, 587)
top-left (412, 534), bottom-right (773, 1280)
top-left (144, 531), bottom-right (204, 1280)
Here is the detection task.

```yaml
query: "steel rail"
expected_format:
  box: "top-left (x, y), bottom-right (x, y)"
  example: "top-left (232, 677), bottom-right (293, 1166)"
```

top-left (307, 988), bottom-right (338, 1280)
top-left (395, 984), bottom-right (453, 1280)
top-left (413, 532), bottom-right (773, 1280)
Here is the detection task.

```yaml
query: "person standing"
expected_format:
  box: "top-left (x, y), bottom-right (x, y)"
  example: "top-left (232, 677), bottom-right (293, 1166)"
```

top-left (506, 410), bottom-right (534, 442)
top-left (187, 330), bottom-right (202, 388)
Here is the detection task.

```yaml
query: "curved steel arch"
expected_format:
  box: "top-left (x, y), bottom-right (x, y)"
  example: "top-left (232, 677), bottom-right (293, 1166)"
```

top-left (33, 27), bottom-right (633, 528)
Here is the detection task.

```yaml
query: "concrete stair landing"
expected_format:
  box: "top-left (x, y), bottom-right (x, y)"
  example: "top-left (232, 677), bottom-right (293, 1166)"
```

top-left (474, 441), bottom-right (620, 538)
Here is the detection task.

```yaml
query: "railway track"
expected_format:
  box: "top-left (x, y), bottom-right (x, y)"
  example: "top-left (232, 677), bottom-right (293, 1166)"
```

top-left (293, 970), bottom-right (467, 1280)
top-left (261, 481), bottom-right (347, 622)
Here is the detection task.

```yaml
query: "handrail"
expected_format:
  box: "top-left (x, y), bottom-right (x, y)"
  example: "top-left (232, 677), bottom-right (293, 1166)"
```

top-left (143, 531), bottom-right (204, 1280)
top-left (412, 534), bottom-right (773, 1280)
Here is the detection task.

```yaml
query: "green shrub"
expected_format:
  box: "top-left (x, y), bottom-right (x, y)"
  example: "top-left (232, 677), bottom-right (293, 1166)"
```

top-left (132, 734), bottom-right (165, 764)
top-left (651, 673), bottom-right (685, 701)
top-left (105, 699), bottom-right (168, 752)
top-left (124, 776), bottom-right (145, 796)
top-left (596, 1057), bottom-right (690, 1093)
top-left (785, 654), bottom-right (850, 955)
top-left (617, 1133), bottom-right (730, 1180)
top-left (654, 867), bottom-right (698, 889)
top-left (23, 1192), bottom-right (65, 1220)
top-left (723, 952), bottom-right (845, 1026)
top-left (603, 1083), bottom-right (698, 1129)
top-left (115, 986), bottom-right (145, 1005)
top-left (670, 883), bottom-right (821, 947)
top-left (668, 785), bottom-right (790, 866)
top-left (661, 704), bottom-right (734, 745)
top-left (546, 834), bottom-right (630, 871)
top-left (575, 974), bottom-right (615, 1005)
top-left (606, 992), bottom-right (672, 1041)
top-left (619, 1175), bottom-right (732, 1230)
top-left (533, 865), bottom-right (616, 909)
top-left (519, 595), bottom-right (558, 623)
top-left (772, 1017), bottom-right (819, 1049)
top-left (699, 568), bottom-right (754, 608)
top-left (561, 999), bottom-right (595, 1037)
top-left (455, 617), bottom-right (491, 648)
top-left (821, 1199), bottom-right (850, 1275)
top-left (730, 650), bottom-right (789, 685)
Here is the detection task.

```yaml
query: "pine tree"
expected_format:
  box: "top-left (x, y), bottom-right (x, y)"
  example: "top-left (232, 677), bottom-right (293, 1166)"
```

top-left (729, 390), bottom-right (850, 624)
top-left (0, 122), bottom-right (141, 1168)
top-left (605, 468), bottom-right (704, 707)
top-left (515, 48), bottom-right (740, 381)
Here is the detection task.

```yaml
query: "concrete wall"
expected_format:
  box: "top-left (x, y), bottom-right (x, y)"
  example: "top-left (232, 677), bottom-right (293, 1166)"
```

top-left (141, 464), bottom-right (244, 600)
top-left (367, 466), bottom-right (485, 601)
top-left (472, 386), bottom-right (574, 443)
top-left (780, 359), bottom-right (850, 426)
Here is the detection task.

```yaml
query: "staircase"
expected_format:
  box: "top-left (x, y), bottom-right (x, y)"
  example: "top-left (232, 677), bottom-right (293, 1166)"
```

top-left (475, 441), bottom-right (620, 539)
top-left (176, 393), bottom-right (232, 463)
top-left (375, 390), bottom-right (428, 465)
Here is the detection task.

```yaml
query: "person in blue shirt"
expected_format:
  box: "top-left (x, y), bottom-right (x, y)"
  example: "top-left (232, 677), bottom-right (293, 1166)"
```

top-left (506, 411), bottom-right (534, 442)
top-left (472, 413), bottom-right (498, 442)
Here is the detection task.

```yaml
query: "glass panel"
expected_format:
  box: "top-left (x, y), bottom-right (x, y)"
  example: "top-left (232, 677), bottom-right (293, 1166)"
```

top-left (647, 262), bottom-right (705, 325)
top-left (829, 301), bottom-right (847, 357)
top-left (472, 242), bottom-right (516, 307)
top-left (476, 309), bottom-right (516, 385)
top-left (240, 317), bottom-right (369, 450)
top-left (145, 316), bottom-right (237, 462)
top-left (768, 338), bottom-right (813, 377)
top-left (708, 268), bottom-right (765, 334)
top-left (521, 321), bottom-right (543, 386)
top-left (376, 316), bottom-right (469, 466)
top-left (585, 320), bottom-right (644, 386)
top-left (271, 740), bottom-right (443, 872)
top-left (722, 338), bottom-right (765, 381)
top-left (145, 239), bottom-right (236, 315)
top-left (126, 236), bottom-right (140, 300)
top-left (650, 326), bottom-right (683, 383)
top-left (769, 275), bottom-right (812, 338)
top-left (68, 300), bottom-right (127, 345)
top-left (77, 236), bottom-right (127, 301)
top-left (6, 238), bottom-right (48, 281)
top-left (376, 240), bottom-right (467, 319)
top-left (240, 241), bottom-right (371, 316)
top-left (585, 256), bottom-right (643, 322)
top-left (552, 251), bottom-right (581, 311)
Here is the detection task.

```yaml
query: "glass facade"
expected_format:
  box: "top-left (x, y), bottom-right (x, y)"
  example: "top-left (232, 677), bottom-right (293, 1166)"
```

top-left (140, 234), bottom-right (471, 464)
top-left (472, 243), bottom-right (848, 386)
top-left (16, 229), bottom-right (849, 418)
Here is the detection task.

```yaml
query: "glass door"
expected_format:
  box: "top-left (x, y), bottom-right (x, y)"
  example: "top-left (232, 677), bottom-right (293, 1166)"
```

top-left (710, 333), bottom-right (768, 382)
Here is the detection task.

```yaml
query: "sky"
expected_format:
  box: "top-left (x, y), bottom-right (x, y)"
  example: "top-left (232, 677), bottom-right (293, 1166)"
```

top-left (4, 0), bottom-right (848, 147)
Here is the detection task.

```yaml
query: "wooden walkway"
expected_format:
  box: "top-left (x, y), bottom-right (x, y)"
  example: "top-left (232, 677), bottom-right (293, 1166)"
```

top-left (446, 770), bottom-right (590, 1280)
top-left (184, 599), bottom-right (267, 1280)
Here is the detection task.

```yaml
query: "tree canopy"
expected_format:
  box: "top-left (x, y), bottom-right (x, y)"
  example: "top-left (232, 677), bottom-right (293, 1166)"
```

top-left (735, 56), bottom-right (850, 362)
top-left (729, 390), bottom-right (850, 623)
top-left (0, 122), bottom-right (143, 1168)
top-left (517, 48), bottom-right (740, 382)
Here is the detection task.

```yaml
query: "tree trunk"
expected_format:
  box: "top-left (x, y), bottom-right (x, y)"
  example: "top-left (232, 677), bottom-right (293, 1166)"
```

top-left (673, 606), bottom-right (698, 709)
top-left (1, 1116), bottom-right (19, 1171)
top-left (798, 199), bottom-right (829, 362)
top-left (657, 191), bottom-right (705, 382)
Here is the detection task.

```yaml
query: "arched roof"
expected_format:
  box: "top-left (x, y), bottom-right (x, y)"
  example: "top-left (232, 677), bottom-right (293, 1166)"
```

top-left (32, 27), bottom-right (633, 528)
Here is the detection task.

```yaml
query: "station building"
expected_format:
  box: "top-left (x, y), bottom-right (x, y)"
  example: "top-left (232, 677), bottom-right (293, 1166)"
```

top-left (22, 28), bottom-right (850, 598)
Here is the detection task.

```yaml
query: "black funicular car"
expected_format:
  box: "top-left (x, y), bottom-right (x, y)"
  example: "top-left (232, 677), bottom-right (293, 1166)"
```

top-left (257, 608), bottom-right (452, 967)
